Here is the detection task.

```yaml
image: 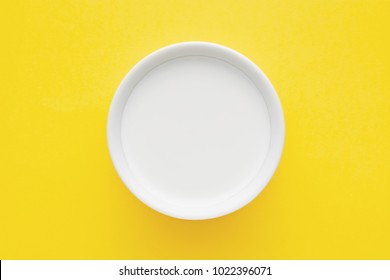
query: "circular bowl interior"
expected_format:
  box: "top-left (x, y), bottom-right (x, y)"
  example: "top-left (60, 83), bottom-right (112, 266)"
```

top-left (107, 42), bottom-right (285, 220)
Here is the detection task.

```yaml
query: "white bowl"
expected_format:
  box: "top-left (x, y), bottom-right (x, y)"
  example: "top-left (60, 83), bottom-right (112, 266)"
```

top-left (107, 42), bottom-right (285, 220)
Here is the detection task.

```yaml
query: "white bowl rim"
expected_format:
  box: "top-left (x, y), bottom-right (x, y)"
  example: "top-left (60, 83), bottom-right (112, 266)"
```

top-left (107, 41), bottom-right (285, 220)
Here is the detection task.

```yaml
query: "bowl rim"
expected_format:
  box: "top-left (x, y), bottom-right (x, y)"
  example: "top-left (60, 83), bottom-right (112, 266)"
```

top-left (107, 41), bottom-right (285, 220)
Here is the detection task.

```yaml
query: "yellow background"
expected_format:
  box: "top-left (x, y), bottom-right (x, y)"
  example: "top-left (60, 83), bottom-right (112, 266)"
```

top-left (1, 0), bottom-right (389, 259)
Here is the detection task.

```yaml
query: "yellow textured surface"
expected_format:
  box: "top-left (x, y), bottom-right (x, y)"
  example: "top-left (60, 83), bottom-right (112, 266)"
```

top-left (1, 0), bottom-right (389, 259)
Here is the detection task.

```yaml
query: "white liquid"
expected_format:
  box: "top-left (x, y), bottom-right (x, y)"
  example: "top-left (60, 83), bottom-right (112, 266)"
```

top-left (121, 56), bottom-right (270, 207)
